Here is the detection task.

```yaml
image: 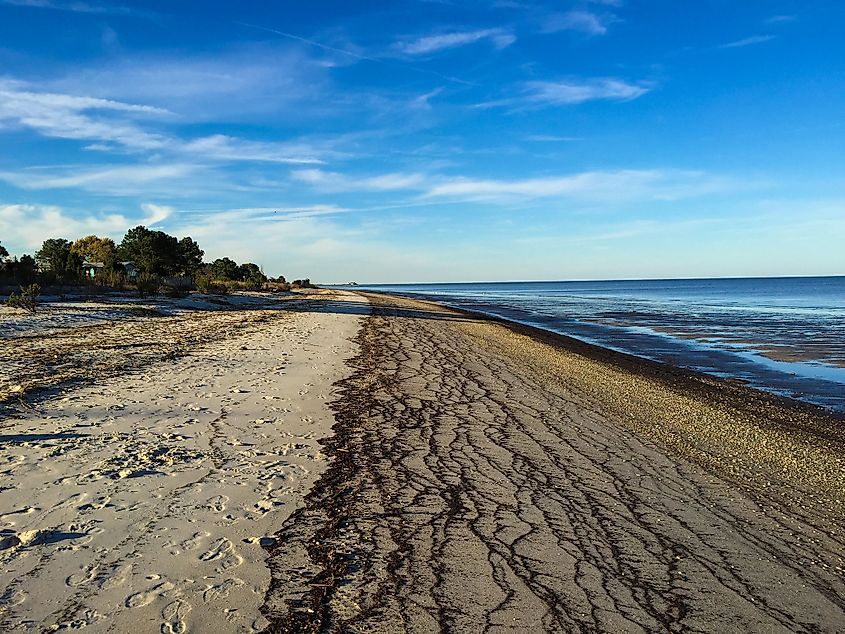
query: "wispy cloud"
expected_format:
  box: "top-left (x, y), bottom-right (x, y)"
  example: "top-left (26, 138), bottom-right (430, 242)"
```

top-left (478, 77), bottom-right (651, 109)
top-left (181, 135), bottom-right (325, 165)
top-left (292, 168), bottom-right (427, 192)
top-left (424, 169), bottom-right (732, 203)
top-left (46, 45), bottom-right (331, 119)
top-left (0, 77), bottom-right (348, 165)
top-left (541, 10), bottom-right (612, 36)
top-left (0, 0), bottom-right (145, 16)
top-left (177, 205), bottom-right (350, 227)
top-left (396, 28), bottom-right (516, 55)
top-left (764, 15), bottom-right (795, 25)
top-left (0, 163), bottom-right (203, 195)
top-left (523, 79), bottom-right (650, 105)
top-left (718, 35), bottom-right (775, 49)
top-left (525, 135), bottom-right (582, 142)
top-left (290, 166), bottom-right (736, 205)
top-left (0, 79), bottom-right (169, 150)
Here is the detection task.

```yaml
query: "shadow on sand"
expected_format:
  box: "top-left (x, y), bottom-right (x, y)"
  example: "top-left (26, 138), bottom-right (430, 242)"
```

top-left (0, 432), bottom-right (90, 444)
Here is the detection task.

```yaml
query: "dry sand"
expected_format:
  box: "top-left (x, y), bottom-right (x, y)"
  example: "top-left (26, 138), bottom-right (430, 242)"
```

top-left (0, 290), bottom-right (365, 632)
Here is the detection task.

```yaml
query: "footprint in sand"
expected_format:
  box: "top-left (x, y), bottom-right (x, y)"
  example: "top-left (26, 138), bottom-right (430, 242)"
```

top-left (66, 563), bottom-right (99, 587)
top-left (180, 531), bottom-right (209, 551)
top-left (125, 581), bottom-right (175, 608)
top-left (161, 599), bottom-right (192, 634)
top-left (1, 589), bottom-right (27, 607)
top-left (206, 495), bottom-right (228, 513)
top-left (199, 538), bottom-right (244, 572)
top-left (100, 564), bottom-right (132, 590)
top-left (202, 578), bottom-right (245, 603)
top-left (78, 496), bottom-right (111, 512)
top-left (198, 538), bottom-right (233, 562)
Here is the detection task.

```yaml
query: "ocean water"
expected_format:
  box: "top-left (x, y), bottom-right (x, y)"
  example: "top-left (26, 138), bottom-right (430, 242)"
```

top-left (354, 277), bottom-right (845, 412)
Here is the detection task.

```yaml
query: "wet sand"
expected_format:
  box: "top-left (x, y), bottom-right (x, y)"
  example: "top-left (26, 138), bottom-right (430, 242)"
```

top-left (263, 292), bottom-right (845, 632)
top-left (0, 290), bottom-right (364, 632)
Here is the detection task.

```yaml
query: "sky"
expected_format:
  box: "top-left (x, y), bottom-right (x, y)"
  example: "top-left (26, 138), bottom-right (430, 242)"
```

top-left (0, 0), bottom-right (843, 283)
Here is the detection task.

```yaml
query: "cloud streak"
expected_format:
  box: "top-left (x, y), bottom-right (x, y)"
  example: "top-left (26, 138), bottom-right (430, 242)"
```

top-left (0, 163), bottom-right (203, 195)
top-left (0, 0), bottom-right (143, 15)
top-left (292, 168), bottom-right (427, 192)
top-left (477, 78), bottom-right (652, 109)
top-left (541, 10), bottom-right (611, 36)
top-left (0, 79), bottom-right (169, 150)
top-left (0, 77), bottom-right (348, 165)
top-left (423, 169), bottom-right (732, 204)
top-left (718, 35), bottom-right (775, 49)
top-left (397, 28), bottom-right (516, 55)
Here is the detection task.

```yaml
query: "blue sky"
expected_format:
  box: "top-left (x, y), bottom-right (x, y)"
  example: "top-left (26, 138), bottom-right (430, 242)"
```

top-left (0, 0), bottom-right (843, 282)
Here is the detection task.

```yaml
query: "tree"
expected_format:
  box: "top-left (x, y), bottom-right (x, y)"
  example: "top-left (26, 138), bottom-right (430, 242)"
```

top-left (0, 241), bottom-right (8, 276)
top-left (238, 262), bottom-right (266, 286)
top-left (35, 238), bottom-right (76, 278)
top-left (16, 255), bottom-right (37, 284)
top-left (118, 226), bottom-right (179, 276)
top-left (176, 237), bottom-right (204, 276)
top-left (210, 257), bottom-right (239, 281)
top-left (70, 235), bottom-right (117, 267)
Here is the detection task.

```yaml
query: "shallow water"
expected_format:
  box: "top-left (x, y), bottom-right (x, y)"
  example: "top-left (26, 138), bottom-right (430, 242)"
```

top-left (353, 277), bottom-right (845, 412)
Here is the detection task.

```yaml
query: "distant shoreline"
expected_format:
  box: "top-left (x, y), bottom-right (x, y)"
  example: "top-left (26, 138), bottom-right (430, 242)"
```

top-left (349, 278), bottom-right (845, 413)
top-left (335, 273), bottom-right (845, 287)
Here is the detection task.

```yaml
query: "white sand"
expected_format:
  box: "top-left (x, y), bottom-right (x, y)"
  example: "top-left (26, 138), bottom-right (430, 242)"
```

top-left (0, 291), bottom-right (289, 339)
top-left (0, 291), bottom-right (365, 632)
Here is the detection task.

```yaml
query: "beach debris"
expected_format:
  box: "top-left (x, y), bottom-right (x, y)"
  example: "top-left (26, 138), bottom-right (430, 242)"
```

top-left (243, 536), bottom-right (277, 547)
top-left (0, 528), bottom-right (76, 550)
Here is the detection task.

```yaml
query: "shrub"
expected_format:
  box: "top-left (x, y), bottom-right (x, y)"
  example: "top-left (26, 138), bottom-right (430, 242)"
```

top-left (195, 273), bottom-right (228, 295)
top-left (99, 269), bottom-right (127, 290)
top-left (135, 273), bottom-right (160, 298)
top-left (6, 283), bottom-right (40, 314)
top-left (162, 285), bottom-right (190, 298)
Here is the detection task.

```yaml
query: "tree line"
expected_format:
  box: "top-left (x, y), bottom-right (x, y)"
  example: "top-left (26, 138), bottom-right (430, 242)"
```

top-left (0, 226), bottom-right (308, 293)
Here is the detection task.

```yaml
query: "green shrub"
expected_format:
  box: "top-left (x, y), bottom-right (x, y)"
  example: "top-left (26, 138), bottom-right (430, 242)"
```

top-left (195, 273), bottom-right (228, 295)
top-left (6, 283), bottom-right (40, 314)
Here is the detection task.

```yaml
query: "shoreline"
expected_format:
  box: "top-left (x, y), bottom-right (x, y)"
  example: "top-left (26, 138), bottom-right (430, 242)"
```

top-left (263, 291), bottom-right (844, 632)
top-left (425, 294), bottom-right (845, 425)
top-left (354, 284), bottom-right (845, 413)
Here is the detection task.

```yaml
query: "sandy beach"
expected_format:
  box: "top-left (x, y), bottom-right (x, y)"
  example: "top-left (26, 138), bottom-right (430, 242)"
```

top-left (2, 289), bottom-right (844, 632)
top-left (0, 290), bottom-right (364, 632)
top-left (264, 292), bottom-right (844, 632)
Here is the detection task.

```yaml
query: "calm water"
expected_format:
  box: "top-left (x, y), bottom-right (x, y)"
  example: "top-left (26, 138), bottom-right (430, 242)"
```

top-left (353, 277), bottom-right (845, 412)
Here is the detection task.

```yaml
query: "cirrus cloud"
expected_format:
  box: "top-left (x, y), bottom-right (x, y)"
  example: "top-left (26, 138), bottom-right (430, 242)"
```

top-left (396, 28), bottom-right (516, 55)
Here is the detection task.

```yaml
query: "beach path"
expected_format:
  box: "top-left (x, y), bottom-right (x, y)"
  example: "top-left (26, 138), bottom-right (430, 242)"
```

top-left (0, 290), bottom-right (365, 633)
top-left (263, 292), bottom-right (845, 633)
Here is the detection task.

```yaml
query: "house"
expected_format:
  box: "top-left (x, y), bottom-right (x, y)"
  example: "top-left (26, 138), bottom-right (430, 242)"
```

top-left (82, 261), bottom-right (106, 279)
top-left (121, 262), bottom-right (139, 280)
